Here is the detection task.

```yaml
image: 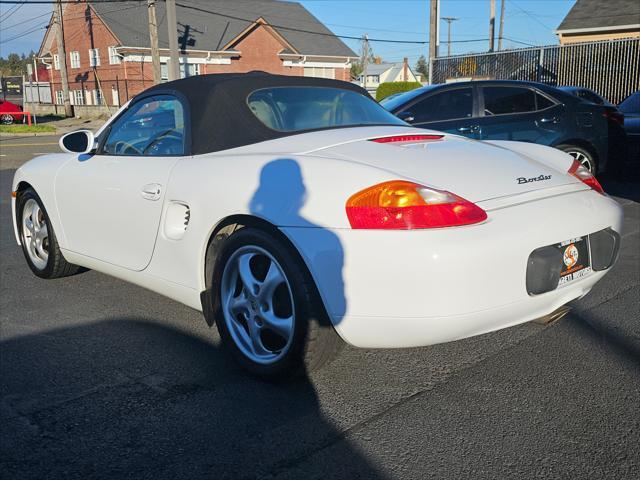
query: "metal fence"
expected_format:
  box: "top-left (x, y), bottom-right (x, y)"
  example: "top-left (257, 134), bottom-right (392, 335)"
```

top-left (431, 38), bottom-right (640, 104)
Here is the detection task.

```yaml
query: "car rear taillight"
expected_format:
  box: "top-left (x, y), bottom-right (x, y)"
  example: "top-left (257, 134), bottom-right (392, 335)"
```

top-left (345, 180), bottom-right (487, 229)
top-left (370, 134), bottom-right (444, 144)
top-left (568, 160), bottom-right (604, 195)
top-left (603, 109), bottom-right (624, 126)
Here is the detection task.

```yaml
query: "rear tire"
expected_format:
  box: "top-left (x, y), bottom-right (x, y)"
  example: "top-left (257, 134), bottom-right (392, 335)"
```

top-left (0, 114), bottom-right (14, 125)
top-left (557, 144), bottom-right (597, 174)
top-left (17, 188), bottom-right (82, 279)
top-left (212, 227), bottom-right (342, 380)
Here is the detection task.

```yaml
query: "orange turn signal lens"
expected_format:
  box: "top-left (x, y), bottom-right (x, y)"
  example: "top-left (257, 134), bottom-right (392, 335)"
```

top-left (346, 180), bottom-right (487, 230)
top-left (11, 191), bottom-right (17, 198)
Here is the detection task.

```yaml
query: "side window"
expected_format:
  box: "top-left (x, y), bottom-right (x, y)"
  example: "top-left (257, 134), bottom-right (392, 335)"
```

top-left (409, 88), bottom-right (473, 123)
top-left (102, 95), bottom-right (185, 156)
top-left (483, 87), bottom-right (536, 115)
top-left (536, 92), bottom-right (555, 110)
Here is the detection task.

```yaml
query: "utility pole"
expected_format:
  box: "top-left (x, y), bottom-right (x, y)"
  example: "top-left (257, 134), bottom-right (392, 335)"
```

top-left (441, 17), bottom-right (458, 57)
top-left (489, 0), bottom-right (496, 52)
top-left (147, 0), bottom-right (161, 84)
top-left (166, 0), bottom-right (180, 80)
top-left (497, 0), bottom-right (506, 51)
top-left (54, 0), bottom-right (72, 117)
top-left (428, 0), bottom-right (438, 62)
top-left (362, 34), bottom-right (369, 91)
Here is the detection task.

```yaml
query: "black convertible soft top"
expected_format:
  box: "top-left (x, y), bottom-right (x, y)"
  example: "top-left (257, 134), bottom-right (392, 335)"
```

top-left (140, 72), bottom-right (372, 155)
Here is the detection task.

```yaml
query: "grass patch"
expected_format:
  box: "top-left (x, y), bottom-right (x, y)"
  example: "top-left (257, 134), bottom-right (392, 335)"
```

top-left (0, 124), bottom-right (56, 133)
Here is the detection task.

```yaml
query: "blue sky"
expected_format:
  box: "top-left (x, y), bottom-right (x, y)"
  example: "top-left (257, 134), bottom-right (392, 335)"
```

top-left (0, 0), bottom-right (575, 62)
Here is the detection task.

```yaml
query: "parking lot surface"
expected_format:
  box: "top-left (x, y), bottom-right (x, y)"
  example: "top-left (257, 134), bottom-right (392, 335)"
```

top-left (1, 136), bottom-right (639, 479)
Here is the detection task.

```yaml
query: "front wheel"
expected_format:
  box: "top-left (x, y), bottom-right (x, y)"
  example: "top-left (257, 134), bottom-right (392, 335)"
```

top-left (17, 188), bottom-right (82, 278)
top-left (213, 228), bottom-right (342, 379)
top-left (0, 114), bottom-right (14, 125)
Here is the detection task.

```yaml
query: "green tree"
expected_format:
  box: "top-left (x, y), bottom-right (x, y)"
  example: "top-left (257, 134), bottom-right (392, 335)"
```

top-left (350, 43), bottom-right (378, 80)
top-left (415, 55), bottom-right (428, 79)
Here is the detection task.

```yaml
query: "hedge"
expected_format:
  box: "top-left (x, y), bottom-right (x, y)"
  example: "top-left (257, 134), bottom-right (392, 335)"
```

top-left (375, 81), bottom-right (422, 101)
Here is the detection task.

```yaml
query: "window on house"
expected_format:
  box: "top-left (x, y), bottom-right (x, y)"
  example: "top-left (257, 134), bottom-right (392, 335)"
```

top-left (70, 51), bottom-right (80, 69)
top-left (72, 90), bottom-right (85, 105)
top-left (161, 62), bottom-right (200, 81)
top-left (89, 48), bottom-right (100, 67)
top-left (111, 87), bottom-right (119, 106)
top-left (303, 67), bottom-right (335, 79)
top-left (108, 46), bottom-right (120, 64)
top-left (55, 90), bottom-right (63, 105)
top-left (179, 63), bottom-right (200, 78)
top-left (93, 89), bottom-right (104, 105)
top-left (160, 62), bottom-right (168, 81)
top-left (53, 54), bottom-right (60, 70)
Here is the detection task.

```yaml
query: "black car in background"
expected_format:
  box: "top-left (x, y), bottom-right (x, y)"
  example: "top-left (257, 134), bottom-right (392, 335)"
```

top-left (618, 92), bottom-right (640, 166)
top-left (381, 80), bottom-right (616, 174)
top-left (558, 86), bottom-right (613, 106)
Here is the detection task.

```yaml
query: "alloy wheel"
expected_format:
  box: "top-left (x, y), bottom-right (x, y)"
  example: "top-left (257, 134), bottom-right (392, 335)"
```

top-left (22, 198), bottom-right (49, 270)
top-left (0, 114), bottom-right (14, 125)
top-left (220, 245), bottom-right (295, 364)
top-left (567, 150), bottom-right (594, 173)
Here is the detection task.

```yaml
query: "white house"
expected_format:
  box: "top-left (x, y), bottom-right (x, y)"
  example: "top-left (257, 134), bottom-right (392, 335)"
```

top-left (356, 60), bottom-right (420, 93)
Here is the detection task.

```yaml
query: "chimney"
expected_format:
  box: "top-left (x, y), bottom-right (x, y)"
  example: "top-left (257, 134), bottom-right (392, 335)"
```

top-left (403, 57), bottom-right (408, 81)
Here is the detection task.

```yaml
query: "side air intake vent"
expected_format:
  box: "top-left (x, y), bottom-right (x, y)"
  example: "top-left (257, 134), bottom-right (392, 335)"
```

top-left (165, 202), bottom-right (190, 240)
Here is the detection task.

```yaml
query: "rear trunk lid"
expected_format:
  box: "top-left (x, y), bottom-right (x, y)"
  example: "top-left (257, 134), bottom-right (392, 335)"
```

top-left (306, 130), bottom-right (584, 204)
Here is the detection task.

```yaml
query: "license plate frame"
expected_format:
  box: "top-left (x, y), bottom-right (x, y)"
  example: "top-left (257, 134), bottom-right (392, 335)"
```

top-left (556, 236), bottom-right (592, 287)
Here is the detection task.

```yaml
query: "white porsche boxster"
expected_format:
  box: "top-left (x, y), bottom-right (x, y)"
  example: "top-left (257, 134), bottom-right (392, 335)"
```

top-left (12, 73), bottom-right (623, 378)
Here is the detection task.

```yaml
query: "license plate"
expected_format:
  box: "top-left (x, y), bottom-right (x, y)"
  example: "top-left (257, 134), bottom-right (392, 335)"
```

top-left (556, 236), bottom-right (592, 287)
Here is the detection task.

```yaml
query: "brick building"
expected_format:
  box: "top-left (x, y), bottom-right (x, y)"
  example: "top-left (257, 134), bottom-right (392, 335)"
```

top-left (38, 0), bottom-right (357, 107)
top-left (555, 0), bottom-right (640, 45)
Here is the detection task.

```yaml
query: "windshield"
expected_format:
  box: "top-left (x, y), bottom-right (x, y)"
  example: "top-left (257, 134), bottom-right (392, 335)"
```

top-left (247, 87), bottom-right (406, 132)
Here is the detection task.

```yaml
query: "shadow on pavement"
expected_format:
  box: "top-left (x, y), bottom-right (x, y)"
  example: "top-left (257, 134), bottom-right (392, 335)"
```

top-left (0, 318), bottom-right (388, 480)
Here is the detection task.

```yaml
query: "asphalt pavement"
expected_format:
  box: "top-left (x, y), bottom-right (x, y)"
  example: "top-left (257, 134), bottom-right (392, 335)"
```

top-left (1, 136), bottom-right (639, 479)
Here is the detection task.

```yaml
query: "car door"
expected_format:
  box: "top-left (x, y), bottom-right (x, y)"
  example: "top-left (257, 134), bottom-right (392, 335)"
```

top-left (399, 86), bottom-right (480, 139)
top-left (55, 94), bottom-right (187, 271)
top-left (476, 85), bottom-right (564, 144)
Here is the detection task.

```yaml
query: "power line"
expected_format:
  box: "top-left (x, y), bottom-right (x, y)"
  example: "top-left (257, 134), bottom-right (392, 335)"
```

top-left (0, 10), bottom-right (50, 29)
top-left (0, 23), bottom-right (47, 45)
top-left (0, 0), bottom-right (24, 21)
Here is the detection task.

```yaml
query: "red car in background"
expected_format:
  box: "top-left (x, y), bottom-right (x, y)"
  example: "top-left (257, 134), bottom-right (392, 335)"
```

top-left (0, 99), bottom-right (24, 124)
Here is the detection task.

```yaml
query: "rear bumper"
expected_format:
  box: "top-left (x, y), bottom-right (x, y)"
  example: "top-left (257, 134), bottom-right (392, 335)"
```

top-left (283, 189), bottom-right (623, 348)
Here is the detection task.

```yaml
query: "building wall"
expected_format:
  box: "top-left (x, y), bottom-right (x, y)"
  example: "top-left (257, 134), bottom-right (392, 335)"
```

top-left (204, 26), bottom-right (303, 76)
top-left (44, 3), bottom-right (351, 107)
top-left (558, 29), bottom-right (640, 44)
top-left (47, 2), bottom-right (130, 107)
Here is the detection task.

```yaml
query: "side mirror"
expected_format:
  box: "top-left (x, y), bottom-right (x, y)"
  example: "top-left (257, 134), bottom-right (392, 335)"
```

top-left (59, 130), bottom-right (96, 154)
top-left (398, 111), bottom-right (415, 123)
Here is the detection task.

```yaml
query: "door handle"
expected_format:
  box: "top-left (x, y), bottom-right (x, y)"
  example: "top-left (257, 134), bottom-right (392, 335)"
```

top-left (141, 183), bottom-right (162, 201)
top-left (458, 126), bottom-right (478, 133)
top-left (538, 117), bottom-right (559, 124)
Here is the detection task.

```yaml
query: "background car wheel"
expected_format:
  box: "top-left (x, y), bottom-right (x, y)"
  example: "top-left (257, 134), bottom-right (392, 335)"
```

top-left (1, 114), bottom-right (14, 125)
top-left (558, 144), bottom-right (597, 174)
top-left (213, 228), bottom-right (342, 379)
top-left (17, 188), bottom-right (83, 279)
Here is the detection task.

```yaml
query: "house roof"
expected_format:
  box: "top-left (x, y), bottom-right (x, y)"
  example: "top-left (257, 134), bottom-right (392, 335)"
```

top-left (557, 0), bottom-right (640, 33)
top-left (91, 0), bottom-right (356, 57)
top-left (364, 63), bottom-right (405, 76)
